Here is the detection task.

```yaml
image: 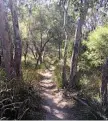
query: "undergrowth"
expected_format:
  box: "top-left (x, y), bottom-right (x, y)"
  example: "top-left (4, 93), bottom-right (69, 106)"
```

top-left (0, 66), bottom-right (43, 120)
top-left (53, 61), bottom-right (70, 89)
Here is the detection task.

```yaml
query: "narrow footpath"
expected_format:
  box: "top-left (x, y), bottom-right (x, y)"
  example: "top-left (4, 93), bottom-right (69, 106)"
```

top-left (39, 70), bottom-right (80, 120)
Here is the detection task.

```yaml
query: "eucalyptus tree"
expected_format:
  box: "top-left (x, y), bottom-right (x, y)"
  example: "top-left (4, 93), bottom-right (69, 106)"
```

top-left (100, 0), bottom-right (108, 106)
top-left (28, 7), bottom-right (51, 67)
top-left (69, 0), bottom-right (108, 91)
top-left (9, 0), bottom-right (22, 80)
top-left (22, 40), bottom-right (29, 65)
top-left (0, 0), bottom-right (12, 79)
top-left (59, 0), bottom-right (70, 88)
top-left (69, 0), bottom-right (89, 88)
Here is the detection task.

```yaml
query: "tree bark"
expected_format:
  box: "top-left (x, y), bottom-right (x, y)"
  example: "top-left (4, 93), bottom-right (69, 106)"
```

top-left (9, 0), bottom-right (22, 80)
top-left (62, 30), bottom-right (68, 88)
top-left (0, 0), bottom-right (12, 79)
top-left (62, 0), bottom-right (69, 88)
top-left (23, 41), bottom-right (29, 65)
top-left (101, 58), bottom-right (108, 106)
top-left (69, 0), bottom-right (88, 88)
top-left (35, 52), bottom-right (43, 68)
top-left (58, 42), bottom-right (61, 60)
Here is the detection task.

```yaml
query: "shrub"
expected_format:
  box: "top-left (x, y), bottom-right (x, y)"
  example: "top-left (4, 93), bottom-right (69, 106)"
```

top-left (0, 66), bottom-right (43, 120)
top-left (83, 26), bottom-right (108, 67)
top-left (77, 26), bottom-right (108, 101)
top-left (53, 61), bottom-right (70, 89)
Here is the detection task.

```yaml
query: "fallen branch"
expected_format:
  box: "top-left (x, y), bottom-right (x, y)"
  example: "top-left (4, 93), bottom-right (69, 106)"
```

top-left (72, 96), bottom-right (107, 120)
top-left (1, 102), bottom-right (23, 110)
top-left (18, 108), bottom-right (29, 120)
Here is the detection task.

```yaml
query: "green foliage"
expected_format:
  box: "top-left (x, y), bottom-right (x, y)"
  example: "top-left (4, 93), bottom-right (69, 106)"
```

top-left (83, 26), bottom-right (108, 67)
top-left (0, 66), bottom-right (43, 120)
top-left (22, 61), bottom-right (34, 69)
top-left (53, 64), bottom-right (63, 88)
top-left (78, 26), bottom-right (108, 101)
top-left (0, 79), bottom-right (43, 120)
top-left (22, 66), bottom-right (45, 83)
top-left (79, 70), bottom-right (101, 101)
top-left (67, 40), bottom-right (74, 58)
top-left (0, 68), bottom-right (7, 82)
top-left (53, 62), bottom-right (70, 89)
top-left (36, 63), bottom-right (46, 70)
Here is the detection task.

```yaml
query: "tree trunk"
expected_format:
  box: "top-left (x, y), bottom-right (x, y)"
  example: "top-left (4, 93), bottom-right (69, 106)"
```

top-left (9, 0), bottom-right (22, 80)
top-left (24, 41), bottom-right (29, 65)
top-left (58, 42), bottom-right (61, 60)
top-left (62, 0), bottom-right (69, 88)
top-left (62, 31), bottom-right (68, 88)
top-left (69, 0), bottom-right (88, 88)
top-left (39, 54), bottom-right (43, 64)
top-left (35, 52), bottom-right (43, 68)
top-left (24, 54), bottom-right (27, 65)
top-left (0, 0), bottom-right (11, 79)
top-left (101, 58), bottom-right (108, 106)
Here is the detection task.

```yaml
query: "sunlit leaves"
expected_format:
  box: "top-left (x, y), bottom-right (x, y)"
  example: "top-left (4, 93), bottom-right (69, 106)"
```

top-left (84, 26), bottom-right (108, 66)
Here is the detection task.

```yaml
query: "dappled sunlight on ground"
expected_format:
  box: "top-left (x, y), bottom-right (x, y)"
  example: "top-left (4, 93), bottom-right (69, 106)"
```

top-left (39, 70), bottom-right (77, 120)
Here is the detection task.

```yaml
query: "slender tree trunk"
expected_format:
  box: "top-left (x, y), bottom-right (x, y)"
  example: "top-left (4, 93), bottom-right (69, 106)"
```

top-left (39, 53), bottom-right (43, 64)
top-left (35, 52), bottom-right (43, 68)
top-left (0, 0), bottom-right (11, 79)
top-left (62, 30), bottom-right (68, 88)
top-left (39, 32), bottom-right (43, 65)
top-left (62, 0), bottom-right (69, 88)
top-left (24, 41), bottom-right (29, 65)
top-left (24, 54), bottom-right (27, 65)
top-left (9, 0), bottom-right (22, 80)
top-left (101, 58), bottom-right (108, 106)
top-left (29, 47), bottom-right (37, 61)
top-left (58, 42), bottom-right (61, 60)
top-left (7, 12), bottom-right (14, 78)
top-left (69, 0), bottom-right (88, 88)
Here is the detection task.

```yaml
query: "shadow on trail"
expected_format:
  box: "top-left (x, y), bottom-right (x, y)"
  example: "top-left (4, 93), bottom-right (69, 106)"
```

top-left (43, 110), bottom-right (62, 120)
top-left (40, 84), bottom-right (56, 90)
top-left (39, 70), bottom-right (74, 120)
top-left (39, 70), bottom-right (95, 120)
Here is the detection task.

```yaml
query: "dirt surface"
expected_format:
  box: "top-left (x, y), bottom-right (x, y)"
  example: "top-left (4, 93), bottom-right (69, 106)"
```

top-left (39, 70), bottom-right (78, 120)
top-left (32, 69), bottom-right (97, 120)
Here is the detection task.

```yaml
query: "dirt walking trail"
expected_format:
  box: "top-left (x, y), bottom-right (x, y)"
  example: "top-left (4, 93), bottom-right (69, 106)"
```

top-left (39, 70), bottom-right (78, 120)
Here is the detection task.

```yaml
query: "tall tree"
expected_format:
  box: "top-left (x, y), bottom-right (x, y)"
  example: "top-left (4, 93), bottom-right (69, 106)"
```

top-left (62, 0), bottom-right (69, 88)
top-left (101, 58), bottom-right (108, 107)
top-left (9, 0), bottom-right (22, 80)
top-left (69, 0), bottom-right (88, 88)
top-left (0, 0), bottom-right (12, 79)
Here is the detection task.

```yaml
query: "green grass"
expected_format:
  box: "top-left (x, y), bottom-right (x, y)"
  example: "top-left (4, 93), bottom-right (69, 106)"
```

top-left (53, 61), bottom-right (70, 89)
